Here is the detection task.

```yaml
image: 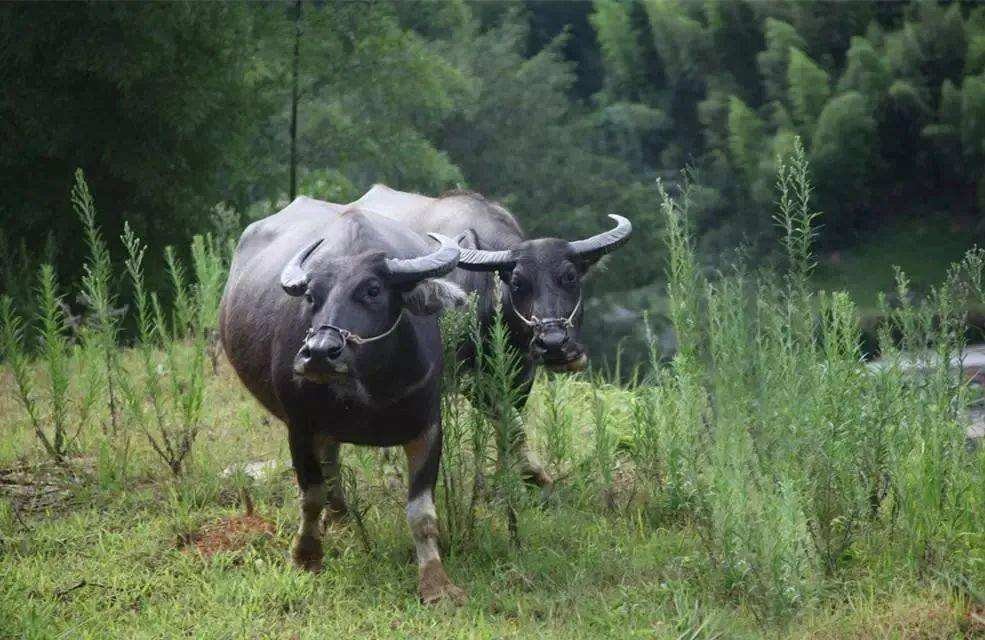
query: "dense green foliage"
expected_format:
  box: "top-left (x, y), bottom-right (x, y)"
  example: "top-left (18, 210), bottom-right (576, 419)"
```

top-left (0, 3), bottom-right (270, 280)
top-left (591, 0), bottom-right (985, 249)
top-left (8, 1), bottom-right (985, 302)
top-left (0, 1), bottom-right (661, 296)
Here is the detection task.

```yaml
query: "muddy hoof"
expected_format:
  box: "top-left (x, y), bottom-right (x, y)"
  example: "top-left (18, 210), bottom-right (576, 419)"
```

top-left (292, 534), bottom-right (324, 572)
top-left (519, 447), bottom-right (554, 492)
top-left (522, 465), bottom-right (555, 502)
top-left (418, 560), bottom-right (466, 606)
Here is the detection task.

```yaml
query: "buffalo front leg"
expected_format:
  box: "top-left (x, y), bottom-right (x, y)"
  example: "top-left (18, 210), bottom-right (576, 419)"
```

top-left (404, 423), bottom-right (466, 605)
top-left (319, 440), bottom-right (349, 531)
top-left (288, 427), bottom-right (325, 572)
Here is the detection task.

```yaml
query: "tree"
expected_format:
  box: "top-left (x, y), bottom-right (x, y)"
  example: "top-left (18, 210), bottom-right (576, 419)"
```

top-left (787, 47), bottom-right (831, 131)
top-left (810, 92), bottom-right (877, 233)
top-left (727, 96), bottom-right (766, 182)
top-left (260, 1), bottom-right (468, 204)
top-left (757, 18), bottom-right (807, 102)
top-left (838, 36), bottom-right (891, 103)
top-left (0, 3), bottom-right (271, 281)
top-left (591, 0), bottom-right (645, 100)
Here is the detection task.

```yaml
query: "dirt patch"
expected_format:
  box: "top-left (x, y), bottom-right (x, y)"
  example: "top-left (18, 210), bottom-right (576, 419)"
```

top-left (965, 604), bottom-right (985, 637)
top-left (183, 512), bottom-right (277, 558)
top-left (0, 459), bottom-right (90, 516)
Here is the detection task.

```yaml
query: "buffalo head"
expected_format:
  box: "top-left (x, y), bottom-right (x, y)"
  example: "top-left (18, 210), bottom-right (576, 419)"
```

top-left (281, 233), bottom-right (463, 383)
top-left (456, 215), bottom-right (631, 372)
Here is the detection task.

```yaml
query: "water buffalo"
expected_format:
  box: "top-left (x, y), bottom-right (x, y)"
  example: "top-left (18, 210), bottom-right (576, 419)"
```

top-left (219, 196), bottom-right (467, 603)
top-left (351, 186), bottom-right (631, 489)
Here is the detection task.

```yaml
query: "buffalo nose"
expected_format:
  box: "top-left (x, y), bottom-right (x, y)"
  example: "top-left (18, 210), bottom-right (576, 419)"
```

top-left (304, 332), bottom-right (345, 361)
top-left (534, 330), bottom-right (569, 352)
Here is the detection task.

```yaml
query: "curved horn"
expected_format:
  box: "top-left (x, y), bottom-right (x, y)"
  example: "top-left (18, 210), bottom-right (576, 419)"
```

top-left (384, 233), bottom-right (460, 286)
top-left (456, 247), bottom-right (516, 272)
top-left (280, 239), bottom-right (323, 296)
top-left (568, 214), bottom-right (632, 264)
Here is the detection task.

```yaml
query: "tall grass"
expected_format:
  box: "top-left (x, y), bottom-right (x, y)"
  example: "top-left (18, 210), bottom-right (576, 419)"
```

top-left (438, 298), bottom-right (528, 548)
top-left (437, 293), bottom-right (489, 549)
top-left (1, 158), bottom-right (982, 628)
top-left (1, 266), bottom-right (79, 463)
top-left (121, 228), bottom-right (225, 476)
top-left (629, 139), bottom-right (984, 621)
top-left (74, 169), bottom-right (123, 437)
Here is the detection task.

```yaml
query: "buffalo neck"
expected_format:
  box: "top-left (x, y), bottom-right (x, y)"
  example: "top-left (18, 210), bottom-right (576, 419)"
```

top-left (359, 318), bottom-right (433, 405)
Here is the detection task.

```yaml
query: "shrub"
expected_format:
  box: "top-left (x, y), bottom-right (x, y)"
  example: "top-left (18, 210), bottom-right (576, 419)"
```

top-left (120, 226), bottom-right (213, 476)
top-left (0, 267), bottom-right (78, 463)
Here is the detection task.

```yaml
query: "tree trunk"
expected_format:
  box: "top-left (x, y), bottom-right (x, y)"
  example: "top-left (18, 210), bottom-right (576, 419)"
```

top-left (289, 0), bottom-right (302, 201)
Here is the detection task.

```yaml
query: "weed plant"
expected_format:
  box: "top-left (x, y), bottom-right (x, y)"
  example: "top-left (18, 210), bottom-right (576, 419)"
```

top-left (1, 265), bottom-right (78, 463)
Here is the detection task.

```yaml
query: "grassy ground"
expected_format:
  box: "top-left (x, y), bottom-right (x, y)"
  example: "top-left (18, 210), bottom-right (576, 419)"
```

top-left (2, 159), bottom-right (982, 639)
top-left (0, 362), bottom-right (980, 640)
top-left (812, 217), bottom-right (981, 313)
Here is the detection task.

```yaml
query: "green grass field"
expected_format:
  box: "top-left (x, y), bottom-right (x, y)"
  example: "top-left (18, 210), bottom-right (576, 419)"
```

top-left (1, 365), bottom-right (980, 640)
top-left (812, 217), bottom-right (981, 314)
top-left (2, 155), bottom-right (983, 639)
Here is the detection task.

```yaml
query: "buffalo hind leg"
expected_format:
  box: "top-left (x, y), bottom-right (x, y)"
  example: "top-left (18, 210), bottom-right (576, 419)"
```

top-left (469, 362), bottom-right (554, 494)
top-left (503, 367), bottom-right (554, 494)
top-left (288, 427), bottom-right (325, 572)
top-left (404, 423), bottom-right (466, 605)
top-left (319, 440), bottom-right (349, 531)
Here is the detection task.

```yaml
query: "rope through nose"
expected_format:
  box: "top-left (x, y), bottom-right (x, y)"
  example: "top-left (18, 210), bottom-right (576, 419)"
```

top-left (507, 290), bottom-right (582, 331)
top-left (307, 310), bottom-right (405, 348)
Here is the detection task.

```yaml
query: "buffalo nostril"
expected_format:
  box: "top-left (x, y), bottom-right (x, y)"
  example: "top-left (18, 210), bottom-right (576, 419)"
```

top-left (324, 345), bottom-right (343, 360)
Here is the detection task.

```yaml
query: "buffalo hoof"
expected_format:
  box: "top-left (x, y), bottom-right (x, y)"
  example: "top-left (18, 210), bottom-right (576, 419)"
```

top-left (520, 454), bottom-right (555, 502)
top-left (292, 534), bottom-right (324, 572)
top-left (418, 560), bottom-right (466, 606)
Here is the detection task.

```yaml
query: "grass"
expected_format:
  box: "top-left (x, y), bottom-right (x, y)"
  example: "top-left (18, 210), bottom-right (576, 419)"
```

top-left (2, 146), bottom-right (984, 638)
top-left (812, 216), bottom-right (982, 313)
top-left (0, 365), bottom-right (978, 639)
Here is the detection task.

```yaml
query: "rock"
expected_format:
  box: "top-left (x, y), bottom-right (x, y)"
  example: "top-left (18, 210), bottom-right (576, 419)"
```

top-left (221, 459), bottom-right (282, 481)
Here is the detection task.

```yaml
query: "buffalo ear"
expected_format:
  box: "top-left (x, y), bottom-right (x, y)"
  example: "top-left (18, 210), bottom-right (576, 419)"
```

top-left (456, 229), bottom-right (478, 250)
top-left (401, 278), bottom-right (467, 316)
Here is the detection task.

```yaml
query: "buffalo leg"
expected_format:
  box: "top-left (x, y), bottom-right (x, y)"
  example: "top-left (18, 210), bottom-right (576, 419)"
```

top-left (319, 440), bottom-right (349, 531)
top-left (509, 371), bottom-right (554, 493)
top-left (484, 364), bottom-right (553, 493)
top-left (288, 427), bottom-right (325, 571)
top-left (404, 422), bottom-right (465, 604)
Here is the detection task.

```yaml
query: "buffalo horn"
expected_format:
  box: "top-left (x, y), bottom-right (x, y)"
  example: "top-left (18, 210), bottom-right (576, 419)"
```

top-left (456, 248), bottom-right (516, 272)
top-left (280, 239), bottom-right (324, 296)
top-left (384, 233), bottom-right (460, 286)
top-left (568, 214), bottom-right (632, 264)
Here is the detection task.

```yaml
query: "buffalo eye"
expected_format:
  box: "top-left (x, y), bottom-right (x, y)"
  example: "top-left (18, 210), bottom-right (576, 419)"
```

top-left (366, 284), bottom-right (381, 299)
top-left (560, 267), bottom-right (578, 287)
top-left (510, 274), bottom-right (526, 294)
top-left (304, 291), bottom-right (314, 304)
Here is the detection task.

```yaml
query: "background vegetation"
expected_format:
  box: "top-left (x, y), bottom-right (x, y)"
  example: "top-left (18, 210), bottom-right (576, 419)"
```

top-left (4, 1), bottom-right (985, 315)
